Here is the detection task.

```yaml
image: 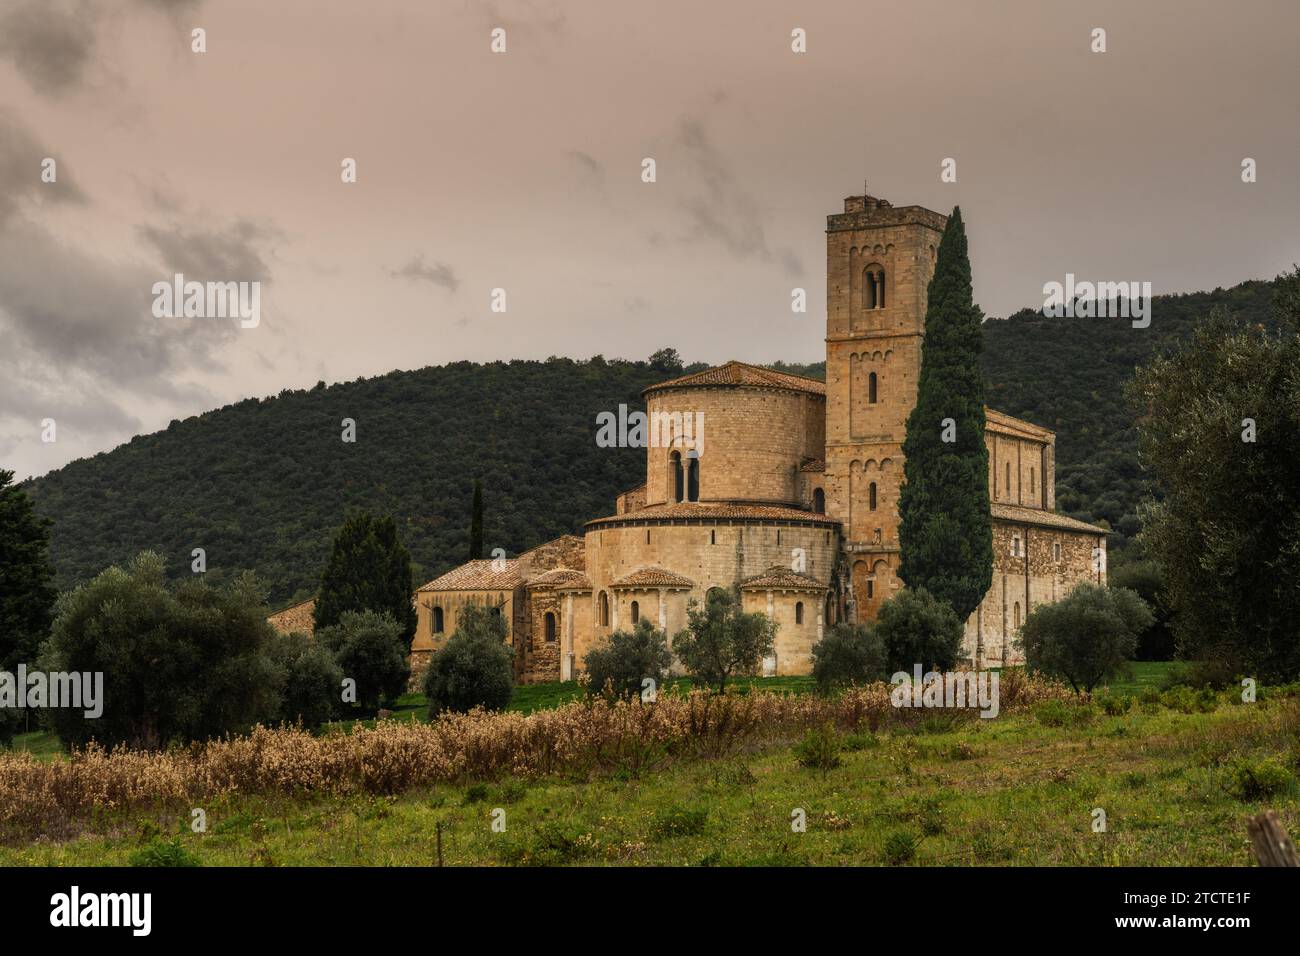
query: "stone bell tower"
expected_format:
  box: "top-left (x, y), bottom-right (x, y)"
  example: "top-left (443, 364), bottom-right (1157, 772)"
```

top-left (823, 193), bottom-right (948, 622)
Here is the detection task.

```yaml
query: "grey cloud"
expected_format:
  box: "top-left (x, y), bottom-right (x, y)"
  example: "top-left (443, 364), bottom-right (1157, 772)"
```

top-left (0, 224), bottom-right (236, 389)
top-left (0, 111), bottom-right (88, 225)
top-left (568, 150), bottom-right (603, 179)
top-left (672, 117), bottom-right (802, 274)
top-left (0, 1), bottom-right (96, 95)
top-left (138, 219), bottom-right (278, 283)
top-left (390, 255), bottom-right (459, 293)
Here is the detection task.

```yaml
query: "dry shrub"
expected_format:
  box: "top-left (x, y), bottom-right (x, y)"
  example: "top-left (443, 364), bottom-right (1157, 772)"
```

top-left (0, 677), bottom-right (1061, 840)
top-left (997, 667), bottom-right (1076, 711)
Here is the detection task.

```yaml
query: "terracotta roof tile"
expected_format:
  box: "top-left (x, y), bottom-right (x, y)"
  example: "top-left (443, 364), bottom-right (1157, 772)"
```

top-left (643, 361), bottom-right (826, 398)
top-left (992, 502), bottom-right (1107, 534)
top-left (985, 407), bottom-right (1054, 440)
top-left (799, 458), bottom-right (825, 473)
top-left (610, 566), bottom-right (696, 589)
top-left (529, 568), bottom-right (592, 590)
top-left (267, 598), bottom-right (316, 635)
top-left (740, 567), bottom-right (828, 591)
top-left (416, 559), bottom-right (523, 592)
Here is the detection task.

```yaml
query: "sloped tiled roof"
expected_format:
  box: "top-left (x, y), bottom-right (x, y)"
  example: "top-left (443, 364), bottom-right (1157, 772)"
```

top-left (643, 361), bottom-right (826, 398)
top-left (528, 568), bottom-right (592, 590)
top-left (587, 502), bottom-right (837, 527)
top-left (799, 458), bottom-right (825, 473)
top-left (992, 502), bottom-right (1107, 534)
top-left (740, 568), bottom-right (828, 592)
top-left (267, 598), bottom-right (316, 635)
top-left (610, 566), bottom-right (695, 589)
top-left (985, 407), bottom-right (1054, 441)
top-left (416, 559), bottom-right (523, 592)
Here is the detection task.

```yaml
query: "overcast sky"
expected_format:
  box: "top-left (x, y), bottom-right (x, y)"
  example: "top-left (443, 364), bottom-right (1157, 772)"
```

top-left (2, 0), bottom-right (1298, 480)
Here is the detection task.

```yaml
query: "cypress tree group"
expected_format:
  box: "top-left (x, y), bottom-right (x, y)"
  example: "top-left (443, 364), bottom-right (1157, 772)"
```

top-left (897, 207), bottom-right (993, 621)
top-left (313, 512), bottom-right (418, 644)
top-left (468, 480), bottom-right (484, 560)
top-left (0, 469), bottom-right (58, 670)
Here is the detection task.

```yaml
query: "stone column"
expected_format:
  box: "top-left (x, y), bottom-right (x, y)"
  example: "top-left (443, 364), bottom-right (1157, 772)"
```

top-left (562, 592), bottom-right (574, 681)
top-left (763, 589), bottom-right (777, 676)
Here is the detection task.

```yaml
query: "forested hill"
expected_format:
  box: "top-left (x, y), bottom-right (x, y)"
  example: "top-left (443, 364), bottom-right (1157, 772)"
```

top-left (25, 357), bottom-right (676, 606)
top-left (22, 278), bottom-right (1282, 606)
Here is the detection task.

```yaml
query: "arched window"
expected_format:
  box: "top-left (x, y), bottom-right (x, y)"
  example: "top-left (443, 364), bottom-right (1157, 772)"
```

top-left (599, 591), bottom-right (609, 627)
top-left (1030, 467), bottom-right (1036, 495)
top-left (710, 529), bottom-right (716, 545)
top-left (687, 454), bottom-right (700, 502)
top-left (1053, 542), bottom-right (1061, 562)
top-left (864, 265), bottom-right (885, 310)
top-left (544, 612), bottom-right (556, 643)
top-left (631, 600), bottom-right (639, 624)
top-left (670, 451), bottom-right (684, 503)
top-left (869, 482), bottom-right (877, 511)
top-left (433, 606), bottom-right (444, 634)
top-left (1012, 534), bottom-right (1021, 557)
top-left (867, 580), bottom-right (874, 600)
top-left (795, 601), bottom-right (804, 624)
top-left (1005, 463), bottom-right (1011, 495)
top-left (868, 371), bottom-right (878, 404)
top-left (1013, 602), bottom-right (1021, 629)
top-left (813, 488), bottom-right (825, 514)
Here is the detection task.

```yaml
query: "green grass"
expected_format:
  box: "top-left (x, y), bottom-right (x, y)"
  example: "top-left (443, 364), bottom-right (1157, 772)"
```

top-left (1102, 661), bottom-right (1189, 696)
top-left (5, 692), bottom-right (1296, 866)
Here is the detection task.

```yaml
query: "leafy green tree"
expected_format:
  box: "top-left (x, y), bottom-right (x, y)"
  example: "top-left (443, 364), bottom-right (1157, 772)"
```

top-left (0, 469), bottom-right (57, 670)
top-left (468, 480), bottom-right (484, 560)
top-left (584, 618), bottom-right (673, 699)
top-left (672, 587), bottom-right (777, 693)
top-left (40, 552), bottom-right (282, 750)
top-left (1107, 556), bottom-right (1174, 660)
top-left (314, 512), bottom-right (417, 644)
top-left (1017, 583), bottom-right (1152, 693)
top-left (811, 622), bottom-right (887, 691)
top-left (898, 207), bottom-right (993, 621)
top-left (649, 348), bottom-right (684, 375)
top-left (875, 588), bottom-right (964, 673)
top-left (422, 604), bottom-right (514, 715)
top-left (316, 610), bottom-right (410, 712)
top-left (1129, 275), bottom-right (1300, 681)
top-left (268, 630), bottom-right (344, 728)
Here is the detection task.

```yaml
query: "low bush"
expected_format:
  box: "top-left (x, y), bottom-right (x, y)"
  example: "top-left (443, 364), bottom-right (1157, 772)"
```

top-left (583, 620), bottom-right (672, 700)
top-left (882, 830), bottom-right (918, 865)
top-left (423, 605), bottom-right (514, 716)
top-left (652, 805), bottom-right (709, 839)
top-left (811, 623), bottom-right (887, 691)
top-left (1224, 756), bottom-right (1292, 801)
top-left (1096, 692), bottom-right (1132, 716)
top-left (129, 838), bottom-right (200, 867)
top-left (793, 723), bottom-right (842, 772)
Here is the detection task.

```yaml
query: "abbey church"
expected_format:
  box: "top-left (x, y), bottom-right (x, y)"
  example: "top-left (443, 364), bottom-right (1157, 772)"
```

top-left (406, 194), bottom-right (1107, 683)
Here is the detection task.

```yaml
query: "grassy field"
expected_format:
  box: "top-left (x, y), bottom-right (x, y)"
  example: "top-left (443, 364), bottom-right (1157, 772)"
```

top-left (3, 673), bottom-right (1297, 867)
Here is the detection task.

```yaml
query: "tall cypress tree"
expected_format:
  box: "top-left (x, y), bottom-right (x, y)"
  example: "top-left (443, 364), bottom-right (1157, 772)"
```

top-left (897, 207), bottom-right (993, 621)
top-left (468, 480), bottom-right (484, 561)
top-left (0, 469), bottom-right (57, 670)
top-left (314, 512), bottom-right (417, 644)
